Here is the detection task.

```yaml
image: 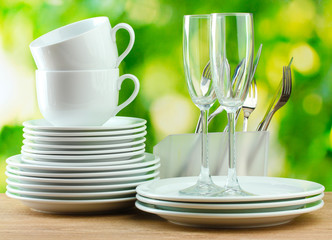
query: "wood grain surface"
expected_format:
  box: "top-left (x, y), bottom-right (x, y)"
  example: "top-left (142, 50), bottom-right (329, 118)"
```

top-left (0, 193), bottom-right (331, 240)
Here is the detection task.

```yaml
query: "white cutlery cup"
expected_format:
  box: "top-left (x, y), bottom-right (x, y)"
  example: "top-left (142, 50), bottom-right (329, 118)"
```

top-left (30, 16), bottom-right (135, 70)
top-left (154, 132), bottom-right (269, 178)
top-left (36, 69), bottom-right (139, 126)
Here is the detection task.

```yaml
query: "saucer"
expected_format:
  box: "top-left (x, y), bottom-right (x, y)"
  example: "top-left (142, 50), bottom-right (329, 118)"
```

top-left (21, 143), bottom-right (145, 155)
top-left (23, 137), bottom-right (146, 150)
top-left (23, 125), bottom-right (147, 137)
top-left (23, 117), bottom-right (147, 131)
top-left (23, 131), bottom-right (147, 143)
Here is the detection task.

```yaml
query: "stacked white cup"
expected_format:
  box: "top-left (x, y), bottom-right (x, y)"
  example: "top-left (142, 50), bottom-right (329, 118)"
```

top-left (30, 16), bottom-right (139, 126)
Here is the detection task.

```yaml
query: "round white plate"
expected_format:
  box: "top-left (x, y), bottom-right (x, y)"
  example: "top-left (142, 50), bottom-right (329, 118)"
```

top-left (135, 200), bottom-right (324, 228)
top-left (22, 155), bottom-right (145, 167)
top-left (136, 193), bottom-right (324, 213)
top-left (7, 185), bottom-right (136, 198)
top-left (23, 126), bottom-right (147, 137)
top-left (7, 158), bottom-right (160, 173)
top-left (23, 117), bottom-right (147, 131)
top-left (6, 178), bottom-right (157, 191)
top-left (21, 155), bottom-right (146, 167)
top-left (23, 138), bottom-right (146, 150)
top-left (23, 131), bottom-right (147, 143)
top-left (5, 170), bottom-right (160, 184)
top-left (18, 153), bottom-right (160, 168)
top-left (20, 149), bottom-right (145, 161)
top-left (21, 143), bottom-right (145, 155)
top-left (136, 176), bottom-right (325, 203)
top-left (16, 154), bottom-right (159, 170)
top-left (6, 191), bottom-right (136, 214)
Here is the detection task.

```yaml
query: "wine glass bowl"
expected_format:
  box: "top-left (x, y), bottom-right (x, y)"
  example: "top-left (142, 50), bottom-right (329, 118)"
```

top-left (181, 14), bottom-right (222, 196)
top-left (210, 13), bottom-right (254, 196)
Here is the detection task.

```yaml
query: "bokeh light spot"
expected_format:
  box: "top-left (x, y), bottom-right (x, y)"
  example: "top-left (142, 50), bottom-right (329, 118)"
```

top-left (290, 43), bottom-right (320, 75)
top-left (150, 94), bottom-right (196, 138)
top-left (302, 93), bottom-right (322, 115)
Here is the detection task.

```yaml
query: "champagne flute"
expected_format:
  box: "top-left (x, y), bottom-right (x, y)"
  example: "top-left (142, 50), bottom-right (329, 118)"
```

top-left (181, 14), bottom-right (222, 196)
top-left (210, 13), bottom-right (254, 196)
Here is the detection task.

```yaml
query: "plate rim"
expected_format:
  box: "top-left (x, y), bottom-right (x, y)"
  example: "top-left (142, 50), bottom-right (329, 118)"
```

top-left (5, 170), bottom-right (160, 184)
top-left (136, 193), bottom-right (324, 210)
top-left (136, 176), bottom-right (325, 202)
top-left (23, 117), bottom-right (147, 131)
top-left (23, 125), bottom-right (147, 137)
top-left (135, 199), bottom-right (324, 219)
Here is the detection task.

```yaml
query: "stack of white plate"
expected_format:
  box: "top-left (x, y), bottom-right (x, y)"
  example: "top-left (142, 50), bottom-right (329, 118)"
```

top-left (5, 117), bottom-right (160, 214)
top-left (136, 176), bottom-right (324, 228)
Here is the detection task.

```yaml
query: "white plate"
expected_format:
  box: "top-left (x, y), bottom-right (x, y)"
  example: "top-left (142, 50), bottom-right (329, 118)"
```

top-left (18, 153), bottom-right (160, 168)
top-left (20, 149), bottom-right (145, 161)
top-left (23, 125), bottom-right (147, 137)
top-left (136, 193), bottom-right (324, 213)
top-left (23, 131), bottom-right (147, 143)
top-left (23, 117), bottom-right (147, 131)
top-left (21, 155), bottom-right (146, 166)
top-left (135, 200), bottom-right (324, 228)
top-left (22, 143), bottom-right (145, 155)
top-left (6, 191), bottom-right (136, 214)
top-left (5, 170), bottom-right (160, 184)
top-left (6, 178), bottom-right (157, 191)
top-left (8, 153), bottom-right (158, 171)
top-left (7, 185), bottom-right (136, 198)
top-left (23, 138), bottom-right (146, 150)
top-left (136, 176), bottom-right (325, 203)
top-left (7, 158), bottom-right (160, 173)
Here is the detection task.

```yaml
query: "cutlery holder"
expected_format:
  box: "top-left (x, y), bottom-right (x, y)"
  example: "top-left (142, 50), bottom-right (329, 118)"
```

top-left (153, 131), bottom-right (269, 178)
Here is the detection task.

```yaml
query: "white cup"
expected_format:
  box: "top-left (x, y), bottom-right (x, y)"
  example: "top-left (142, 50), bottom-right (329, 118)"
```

top-left (36, 69), bottom-right (140, 126)
top-left (30, 17), bottom-right (135, 70)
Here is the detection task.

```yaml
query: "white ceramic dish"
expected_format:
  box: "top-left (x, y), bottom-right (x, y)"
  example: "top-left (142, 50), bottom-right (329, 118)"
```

top-left (136, 193), bottom-right (324, 213)
top-left (7, 185), bottom-right (136, 198)
top-left (23, 131), bottom-right (147, 143)
top-left (23, 117), bottom-right (147, 131)
top-left (6, 191), bottom-right (136, 214)
top-left (23, 138), bottom-right (146, 150)
top-left (6, 178), bottom-right (156, 191)
top-left (136, 176), bottom-right (325, 203)
top-left (21, 153), bottom-right (160, 168)
top-left (20, 149), bottom-right (145, 161)
top-left (5, 170), bottom-right (160, 184)
top-left (135, 200), bottom-right (324, 228)
top-left (22, 143), bottom-right (145, 155)
top-left (21, 154), bottom-right (146, 167)
top-left (23, 125), bottom-right (146, 137)
top-left (8, 158), bottom-right (160, 173)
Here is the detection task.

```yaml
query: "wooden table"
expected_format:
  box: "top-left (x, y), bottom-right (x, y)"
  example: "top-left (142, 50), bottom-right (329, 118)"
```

top-left (0, 193), bottom-right (331, 240)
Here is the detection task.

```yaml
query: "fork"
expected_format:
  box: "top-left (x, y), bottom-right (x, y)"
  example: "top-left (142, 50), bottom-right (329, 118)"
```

top-left (257, 65), bottom-right (292, 131)
top-left (242, 78), bottom-right (258, 131)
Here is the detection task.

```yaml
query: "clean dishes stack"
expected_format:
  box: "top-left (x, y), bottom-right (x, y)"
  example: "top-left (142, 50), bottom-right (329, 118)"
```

top-left (6, 117), bottom-right (160, 214)
top-left (5, 16), bottom-right (160, 214)
top-left (136, 176), bottom-right (324, 228)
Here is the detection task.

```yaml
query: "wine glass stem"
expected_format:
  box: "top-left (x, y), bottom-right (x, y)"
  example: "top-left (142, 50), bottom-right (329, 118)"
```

top-left (226, 111), bottom-right (238, 188)
top-left (243, 116), bottom-right (248, 132)
top-left (199, 109), bottom-right (211, 183)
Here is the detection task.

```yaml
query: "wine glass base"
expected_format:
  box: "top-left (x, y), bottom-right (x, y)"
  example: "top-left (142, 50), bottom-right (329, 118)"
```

top-left (179, 181), bottom-right (223, 196)
top-left (217, 186), bottom-right (254, 197)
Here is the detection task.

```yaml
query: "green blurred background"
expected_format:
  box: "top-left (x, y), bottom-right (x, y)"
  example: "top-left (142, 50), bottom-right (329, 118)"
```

top-left (0, 0), bottom-right (331, 193)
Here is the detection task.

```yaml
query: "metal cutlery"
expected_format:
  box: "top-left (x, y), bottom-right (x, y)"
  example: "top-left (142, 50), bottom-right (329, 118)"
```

top-left (195, 44), bottom-right (263, 133)
top-left (257, 59), bottom-right (293, 131)
top-left (242, 78), bottom-right (258, 131)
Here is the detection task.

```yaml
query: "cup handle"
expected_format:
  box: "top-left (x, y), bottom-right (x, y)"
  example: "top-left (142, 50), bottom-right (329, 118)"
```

top-left (111, 23), bottom-right (135, 67)
top-left (112, 74), bottom-right (140, 116)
